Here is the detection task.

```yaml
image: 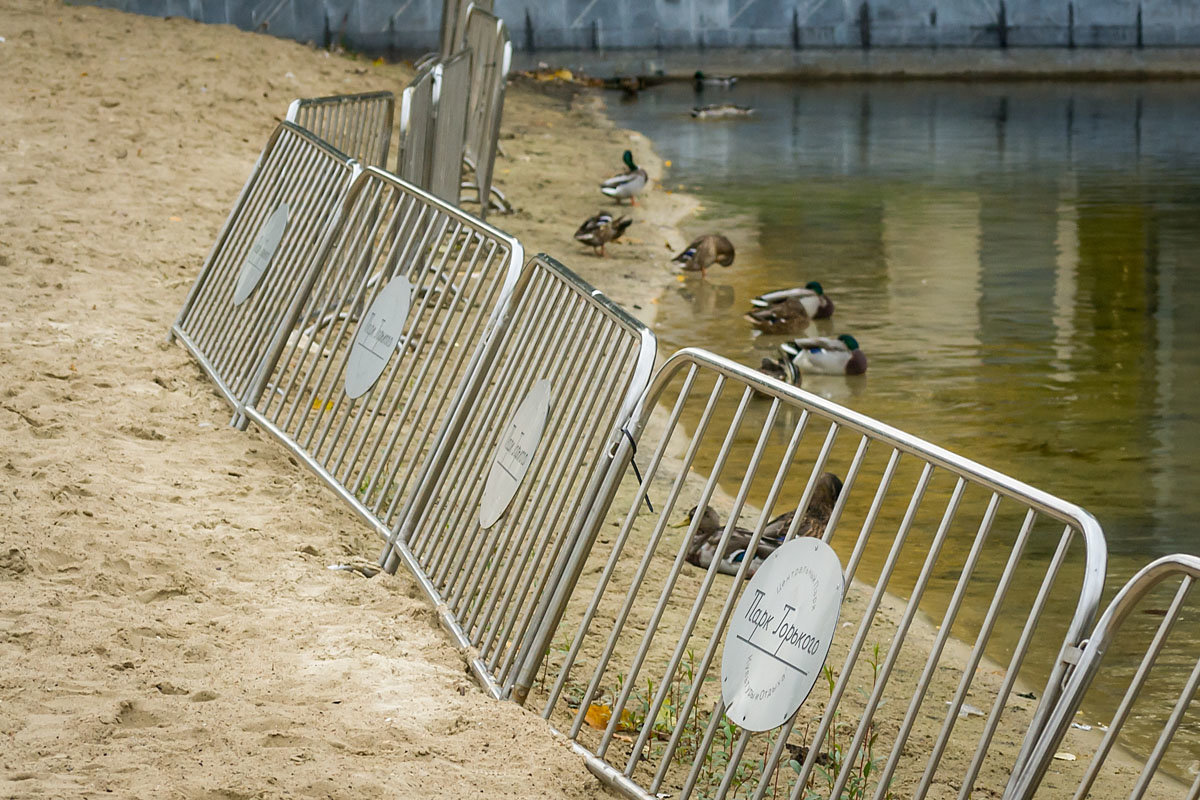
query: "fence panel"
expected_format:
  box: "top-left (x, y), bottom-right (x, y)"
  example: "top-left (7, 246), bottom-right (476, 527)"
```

top-left (378, 254), bottom-right (656, 699)
top-left (238, 165), bottom-right (522, 540)
top-left (461, 6), bottom-right (511, 218)
top-left (521, 348), bottom-right (1107, 800)
top-left (285, 90), bottom-right (395, 168)
top-left (1007, 554), bottom-right (1200, 800)
top-left (170, 122), bottom-right (358, 414)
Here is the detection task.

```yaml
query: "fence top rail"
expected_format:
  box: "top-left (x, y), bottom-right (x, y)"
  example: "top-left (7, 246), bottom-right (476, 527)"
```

top-left (640, 347), bottom-right (1108, 561)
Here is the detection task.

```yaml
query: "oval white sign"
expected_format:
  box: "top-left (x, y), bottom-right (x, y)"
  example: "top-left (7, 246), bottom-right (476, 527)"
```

top-left (232, 202), bottom-right (288, 306)
top-left (720, 537), bottom-right (844, 732)
top-left (344, 276), bottom-right (414, 399)
top-left (478, 379), bottom-right (552, 529)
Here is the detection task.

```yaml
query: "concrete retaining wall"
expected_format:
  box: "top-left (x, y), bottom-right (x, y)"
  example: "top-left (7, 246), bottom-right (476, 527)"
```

top-left (80, 0), bottom-right (1200, 53)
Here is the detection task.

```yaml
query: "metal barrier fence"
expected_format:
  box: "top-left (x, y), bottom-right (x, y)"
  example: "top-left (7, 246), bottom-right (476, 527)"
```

top-left (170, 122), bottom-right (359, 415)
top-left (284, 91), bottom-right (394, 168)
top-left (461, 6), bottom-right (512, 218)
top-left (1008, 554), bottom-right (1200, 800)
top-left (519, 348), bottom-right (1107, 800)
top-left (238, 165), bottom-right (523, 540)
top-left (396, 63), bottom-right (437, 190)
top-left (378, 254), bottom-right (657, 699)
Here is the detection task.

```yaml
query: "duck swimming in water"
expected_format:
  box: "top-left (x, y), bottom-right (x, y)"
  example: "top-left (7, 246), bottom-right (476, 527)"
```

top-left (745, 282), bottom-right (835, 334)
top-left (780, 334), bottom-right (867, 376)
top-left (672, 234), bottom-right (735, 278)
top-left (694, 70), bottom-right (738, 89)
top-left (573, 212), bottom-right (633, 257)
top-left (758, 355), bottom-right (801, 386)
top-left (600, 150), bottom-right (648, 206)
top-left (691, 104), bottom-right (755, 120)
top-left (682, 472), bottom-right (843, 576)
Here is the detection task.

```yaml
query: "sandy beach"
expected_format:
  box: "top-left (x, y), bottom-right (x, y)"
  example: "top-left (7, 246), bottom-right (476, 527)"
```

top-left (0, 2), bottom-right (693, 796)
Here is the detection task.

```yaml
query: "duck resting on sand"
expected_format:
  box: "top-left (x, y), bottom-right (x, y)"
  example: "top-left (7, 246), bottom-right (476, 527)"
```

top-left (672, 234), bottom-right (735, 278)
top-left (745, 282), bottom-right (835, 334)
top-left (780, 334), bottom-right (867, 376)
top-left (600, 149), bottom-right (648, 205)
top-left (691, 104), bottom-right (755, 120)
top-left (681, 472), bottom-right (843, 576)
top-left (573, 212), bottom-right (633, 257)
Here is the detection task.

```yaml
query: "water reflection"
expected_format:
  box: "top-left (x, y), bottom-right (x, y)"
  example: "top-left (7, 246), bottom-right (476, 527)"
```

top-left (604, 79), bottom-right (1200, 771)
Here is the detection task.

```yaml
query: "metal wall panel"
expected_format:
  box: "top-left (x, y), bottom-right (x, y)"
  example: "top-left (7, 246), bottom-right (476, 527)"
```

top-left (379, 254), bottom-right (657, 699)
top-left (170, 122), bottom-right (358, 415)
top-left (285, 90), bottom-right (395, 168)
top-left (239, 166), bottom-right (523, 539)
top-left (522, 348), bottom-right (1107, 800)
top-left (1008, 554), bottom-right (1200, 800)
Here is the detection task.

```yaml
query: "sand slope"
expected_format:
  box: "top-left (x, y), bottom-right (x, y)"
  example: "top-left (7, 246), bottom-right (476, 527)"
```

top-left (0, 1), bottom-right (691, 796)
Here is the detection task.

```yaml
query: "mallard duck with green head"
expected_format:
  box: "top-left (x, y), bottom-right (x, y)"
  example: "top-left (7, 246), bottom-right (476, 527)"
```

top-left (600, 150), bottom-right (648, 205)
top-left (780, 334), bottom-right (867, 375)
top-left (573, 212), bottom-right (632, 257)
top-left (680, 472), bottom-right (843, 576)
top-left (671, 234), bottom-right (735, 278)
top-left (745, 282), bottom-right (835, 334)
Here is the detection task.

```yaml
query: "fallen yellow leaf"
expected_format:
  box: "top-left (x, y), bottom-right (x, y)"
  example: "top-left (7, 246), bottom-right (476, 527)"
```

top-left (584, 703), bottom-right (611, 729)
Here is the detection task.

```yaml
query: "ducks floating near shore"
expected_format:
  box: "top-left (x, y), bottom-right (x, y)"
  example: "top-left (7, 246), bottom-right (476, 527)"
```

top-left (682, 472), bottom-right (843, 576)
top-left (600, 149), bottom-right (648, 205)
top-left (745, 282), bottom-right (836, 334)
top-left (692, 104), bottom-right (755, 120)
top-left (574, 212), bottom-right (632, 257)
top-left (672, 234), bottom-right (735, 278)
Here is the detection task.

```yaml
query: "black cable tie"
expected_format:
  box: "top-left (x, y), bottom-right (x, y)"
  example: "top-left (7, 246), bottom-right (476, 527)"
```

top-left (621, 427), bottom-right (654, 514)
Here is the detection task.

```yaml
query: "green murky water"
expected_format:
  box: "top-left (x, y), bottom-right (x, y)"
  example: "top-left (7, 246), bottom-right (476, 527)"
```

top-left (605, 80), bottom-right (1200, 777)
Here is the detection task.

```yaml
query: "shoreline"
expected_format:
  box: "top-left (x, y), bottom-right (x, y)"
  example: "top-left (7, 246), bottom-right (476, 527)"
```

top-left (513, 46), bottom-right (1200, 82)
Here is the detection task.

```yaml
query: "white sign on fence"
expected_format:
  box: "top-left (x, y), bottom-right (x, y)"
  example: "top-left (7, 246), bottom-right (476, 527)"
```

top-left (232, 202), bottom-right (289, 306)
top-left (721, 536), bottom-right (845, 731)
top-left (344, 275), bottom-right (414, 399)
top-left (478, 378), bottom-right (552, 529)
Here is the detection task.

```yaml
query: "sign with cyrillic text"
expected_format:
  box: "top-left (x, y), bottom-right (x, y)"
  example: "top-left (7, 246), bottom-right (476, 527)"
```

top-left (233, 202), bottom-right (288, 306)
top-left (721, 537), bottom-right (844, 731)
top-left (479, 379), bottom-right (552, 528)
top-left (344, 276), bottom-right (414, 399)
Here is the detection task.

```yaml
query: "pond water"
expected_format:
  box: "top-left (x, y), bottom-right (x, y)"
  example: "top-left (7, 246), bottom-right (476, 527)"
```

top-left (604, 79), bottom-right (1200, 777)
